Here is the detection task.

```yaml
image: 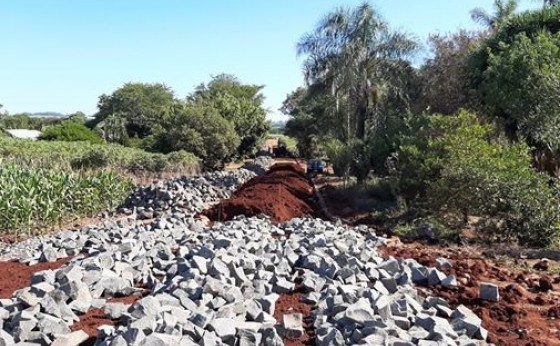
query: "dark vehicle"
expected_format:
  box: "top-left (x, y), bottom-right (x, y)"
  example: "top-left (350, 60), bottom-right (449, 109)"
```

top-left (307, 159), bottom-right (325, 174)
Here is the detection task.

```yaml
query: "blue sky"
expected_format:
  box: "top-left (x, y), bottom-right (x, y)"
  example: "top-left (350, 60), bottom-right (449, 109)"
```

top-left (0, 1), bottom-right (540, 120)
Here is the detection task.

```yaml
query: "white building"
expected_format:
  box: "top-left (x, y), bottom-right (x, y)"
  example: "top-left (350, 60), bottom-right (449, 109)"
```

top-left (3, 129), bottom-right (42, 141)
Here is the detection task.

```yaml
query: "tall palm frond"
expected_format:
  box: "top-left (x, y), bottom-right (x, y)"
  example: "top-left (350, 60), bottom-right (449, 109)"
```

top-left (471, 0), bottom-right (519, 29)
top-left (297, 1), bottom-right (418, 140)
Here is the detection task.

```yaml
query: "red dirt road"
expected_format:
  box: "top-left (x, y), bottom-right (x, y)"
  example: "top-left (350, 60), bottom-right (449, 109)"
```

top-left (204, 163), bottom-right (319, 223)
top-left (0, 257), bottom-right (73, 299)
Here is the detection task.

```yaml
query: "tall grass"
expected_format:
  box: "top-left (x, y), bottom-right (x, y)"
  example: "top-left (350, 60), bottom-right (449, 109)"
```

top-left (0, 165), bottom-right (133, 237)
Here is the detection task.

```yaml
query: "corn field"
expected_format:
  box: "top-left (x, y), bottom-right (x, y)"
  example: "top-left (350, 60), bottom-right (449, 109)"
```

top-left (0, 165), bottom-right (133, 236)
top-left (0, 137), bottom-right (201, 176)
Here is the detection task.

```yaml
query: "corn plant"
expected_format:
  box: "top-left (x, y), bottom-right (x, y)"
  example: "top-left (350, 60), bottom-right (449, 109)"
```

top-left (0, 165), bottom-right (133, 237)
top-left (0, 137), bottom-right (200, 176)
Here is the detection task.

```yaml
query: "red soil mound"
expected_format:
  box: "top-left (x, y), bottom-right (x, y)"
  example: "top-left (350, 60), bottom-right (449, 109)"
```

top-left (0, 258), bottom-right (73, 299)
top-left (380, 244), bottom-right (560, 346)
top-left (204, 163), bottom-right (319, 222)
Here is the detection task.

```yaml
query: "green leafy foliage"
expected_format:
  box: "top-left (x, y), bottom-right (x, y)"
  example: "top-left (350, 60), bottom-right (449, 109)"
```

top-left (396, 111), bottom-right (560, 246)
top-left (0, 114), bottom-right (61, 130)
top-left (479, 31), bottom-right (560, 150)
top-left (419, 31), bottom-right (482, 115)
top-left (323, 139), bottom-right (352, 177)
top-left (276, 135), bottom-right (298, 156)
top-left (282, 87), bottom-right (340, 159)
top-left (190, 74), bottom-right (270, 157)
top-left (0, 165), bottom-right (133, 236)
top-left (297, 2), bottom-right (418, 140)
top-left (0, 137), bottom-right (200, 175)
top-left (90, 76), bottom-right (268, 168)
top-left (40, 122), bottom-right (103, 144)
top-left (93, 83), bottom-right (176, 138)
top-left (470, 0), bottom-right (519, 29)
top-left (152, 105), bottom-right (240, 170)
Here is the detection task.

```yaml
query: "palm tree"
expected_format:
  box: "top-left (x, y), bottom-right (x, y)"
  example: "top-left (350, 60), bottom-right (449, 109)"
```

top-left (297, 2), bottom-right (417, 140)
top-left (470, 0), bottom-right (519, 29)
top-left (102, 113), bottom-right (128, 143)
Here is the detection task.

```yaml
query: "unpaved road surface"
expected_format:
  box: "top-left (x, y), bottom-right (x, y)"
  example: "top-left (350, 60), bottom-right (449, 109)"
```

top-left (0, 162), bottom-right (557, 345)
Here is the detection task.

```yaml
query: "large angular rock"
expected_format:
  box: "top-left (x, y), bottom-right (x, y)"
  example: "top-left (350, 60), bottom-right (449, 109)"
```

top-left (208, 318), bottom-right (236, 341)
top-left (130, 296), bottom-right (161, 319)
top-left (451, 305), bottom-right (483, 338)
top-left (479, 282), bottom-right (499, 302)
top-left (51, 330), bottom-right (89, 346)
top-left (345, 298), bottom-right (375, 325)
top-left (282, 313), bottom-right (304, 339)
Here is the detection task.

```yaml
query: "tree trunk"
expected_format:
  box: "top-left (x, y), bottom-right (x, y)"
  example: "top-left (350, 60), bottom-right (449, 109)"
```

top-left (356, 105), bottom-right (367, 139)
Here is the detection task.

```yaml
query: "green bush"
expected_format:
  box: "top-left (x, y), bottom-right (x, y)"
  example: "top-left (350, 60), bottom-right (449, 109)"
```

top-left (396, 111), bottom-right (560, 246)
top-left (276, 135), bottom-right (299, 156)
top-left (323, 138), bottom-right (352, 177)
top-left (40, 122), bottom-right (103, 144)
top-left (71, 148), bottom-right (109, 170)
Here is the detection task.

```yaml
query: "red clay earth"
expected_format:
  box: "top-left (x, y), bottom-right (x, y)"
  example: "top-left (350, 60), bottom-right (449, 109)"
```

top-left (0, 257), bottom-right (73, 299)
top-left (203, 163), bottom-right (320, 223)
top-left (380, 243), bottom-right (560, 346)
top-left (274, 283), bottom-right (316, 346)
top-left (71, 293), bottom-right (144, 345)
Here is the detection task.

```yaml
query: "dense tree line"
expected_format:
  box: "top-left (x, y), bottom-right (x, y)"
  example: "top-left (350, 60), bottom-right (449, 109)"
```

top-left (89, 74), bottom-right (269, 169)
top-left (1, 74), bottom-right (270, 170)
top-left (283, 1), bottom-right (560, 246)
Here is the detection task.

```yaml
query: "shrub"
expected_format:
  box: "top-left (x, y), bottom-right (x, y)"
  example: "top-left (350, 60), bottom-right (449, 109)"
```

top-left (70, 148), bottom-right (109, 170)
top-left (166, 150), bottom-right (201, 174)
top-left (124, 152), bottom-right (166, 173)
top-left (276, 135), bottom-right (299, 156)
top-left (40, 122), bottom-right (103, 144)
top-left (396, 111), bottom-right (560, 246)
top-left (323, 138), bottom-right (352, 177)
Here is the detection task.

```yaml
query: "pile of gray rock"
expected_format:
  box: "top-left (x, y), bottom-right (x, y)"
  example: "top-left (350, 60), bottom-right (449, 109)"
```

top-left (0, 215), bottom-right (491, 345)
top-left (241, 156), bottom-right (274, 176)
top-left (118, 169), bottom-right (256, 219)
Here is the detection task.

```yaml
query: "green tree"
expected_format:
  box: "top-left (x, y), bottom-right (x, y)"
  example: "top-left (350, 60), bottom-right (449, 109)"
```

top-left (65, 111), bottom-right (87, 124)
top-left (0, 114), bottom-right (61, 130)
top-left (101, 113), bottom-right (129, 144)
top-left (419, 30), bottom-right (481, 115)
top-left (154, 105), bottom-right (240, 170)
top-left (478, 31), bottom-right (560, 171)
top-left (281, 87), bottom-right (334, 158)
top-left (396, 111), bottom-right (560, 246)
top-left (297, 2), bottom-right (417, 141)
top-left (470, 0), bottom-right (519, 29)
top-left (93, 83), bottom-right (176, 139)
top-left (190, 74), bottom-right (269, 157)
top-left (40, 122), bottom-right (103, 144)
